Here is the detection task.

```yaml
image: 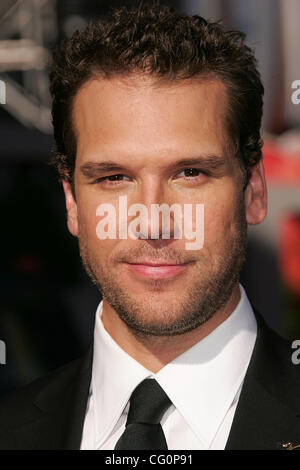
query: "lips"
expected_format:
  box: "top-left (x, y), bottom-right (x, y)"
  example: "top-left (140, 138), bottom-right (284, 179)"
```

top-left (127, 259), bottom-right (184, 266)
top-left (124, 260), bottom-right (192, 279)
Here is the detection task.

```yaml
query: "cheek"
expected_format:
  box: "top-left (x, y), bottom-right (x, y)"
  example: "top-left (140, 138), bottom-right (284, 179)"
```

top-left (77, 196), bottom-right (121, 258)
top-left (205, 210), bottom-right (230, 247)
top-left (78, 201), bottom-right (98, 238)
top-left (203, 186), bottom-right (243, 249)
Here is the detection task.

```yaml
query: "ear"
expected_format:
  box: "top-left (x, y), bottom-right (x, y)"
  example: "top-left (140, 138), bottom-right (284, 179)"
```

top-left (245, 160), bottom-right (268, 225)
top-left (61, 179), bottom-right (79, 237)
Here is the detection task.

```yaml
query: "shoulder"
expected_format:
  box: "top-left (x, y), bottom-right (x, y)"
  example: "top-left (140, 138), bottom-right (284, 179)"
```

top-left (250, 312), bottom-right (300, 410)
top-left (254, 312), bottom-right (296, 365)
top-left (0, 343), bottom-right (93, 449)
top-left (0, 355), bottom-right (83, 430)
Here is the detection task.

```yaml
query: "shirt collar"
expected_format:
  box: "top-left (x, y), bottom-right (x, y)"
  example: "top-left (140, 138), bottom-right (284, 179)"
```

top-left (155, 283), bottom-right (257, 446)
top-left (91, 304), bottom-right (152, 447)
top-left (91, 283), bottom-right (257, 448)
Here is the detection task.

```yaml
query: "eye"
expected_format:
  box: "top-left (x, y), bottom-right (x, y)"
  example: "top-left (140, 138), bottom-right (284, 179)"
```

top-left (176, 168), bottom-right (206, 180)
top-left (95, 174), bottom-right (131, 185)
top-left (105, 174), bottom-right (126, 181)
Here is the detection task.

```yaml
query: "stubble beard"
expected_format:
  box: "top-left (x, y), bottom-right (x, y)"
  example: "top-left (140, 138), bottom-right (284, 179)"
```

top-left (78, 194), bottom-right (248, 338)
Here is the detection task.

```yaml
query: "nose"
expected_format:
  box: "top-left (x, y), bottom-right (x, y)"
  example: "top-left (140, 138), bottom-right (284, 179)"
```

top-left (127, 178), bottom-right (182, 242)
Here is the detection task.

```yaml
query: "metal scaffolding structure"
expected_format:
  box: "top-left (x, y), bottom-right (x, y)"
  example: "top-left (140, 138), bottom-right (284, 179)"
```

top-left (0, 0), bottom-right (57, 133)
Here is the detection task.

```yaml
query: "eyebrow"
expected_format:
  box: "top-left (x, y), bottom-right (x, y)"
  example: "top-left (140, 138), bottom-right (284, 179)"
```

top-left (171, 155), bottom-right (226, 172)
top-left (80, 161), bottom-right (128, 178)
top-left (80, 155), bottom-right (226, 179)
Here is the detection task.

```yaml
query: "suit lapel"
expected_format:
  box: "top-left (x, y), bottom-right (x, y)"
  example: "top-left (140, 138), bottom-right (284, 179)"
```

top-left (64, 342), bottom-right (94, 449)
top-left (11, 342), bottom-right (94, 450)
top-left (225, 372), bottom-right (300, 449)
top-left (226, 313), bottom-right (300, 450)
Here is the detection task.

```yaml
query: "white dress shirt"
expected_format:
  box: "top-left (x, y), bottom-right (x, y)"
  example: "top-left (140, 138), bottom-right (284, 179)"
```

top-left (80, 283), bottom-right (257, 450)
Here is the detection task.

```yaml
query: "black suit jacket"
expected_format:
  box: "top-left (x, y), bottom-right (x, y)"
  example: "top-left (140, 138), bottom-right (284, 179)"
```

top-left (0, 312), bottom-right (300, 450)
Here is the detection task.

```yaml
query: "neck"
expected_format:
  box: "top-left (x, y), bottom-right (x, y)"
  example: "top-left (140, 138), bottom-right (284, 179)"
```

top-left (101, 283), bottom-right (241, 373)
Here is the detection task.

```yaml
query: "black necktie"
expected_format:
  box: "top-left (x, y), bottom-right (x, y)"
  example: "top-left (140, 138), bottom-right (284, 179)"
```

top-left (114, 378), bottom-right (172, 450)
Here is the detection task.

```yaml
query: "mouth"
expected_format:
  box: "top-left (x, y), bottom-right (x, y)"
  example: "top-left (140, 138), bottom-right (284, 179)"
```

top-left (123, 260), bottom-right (193, 279)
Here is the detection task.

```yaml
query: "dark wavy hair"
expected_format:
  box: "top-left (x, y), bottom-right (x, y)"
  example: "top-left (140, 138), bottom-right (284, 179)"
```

top-left (50, 0), bottom-right (264, 193)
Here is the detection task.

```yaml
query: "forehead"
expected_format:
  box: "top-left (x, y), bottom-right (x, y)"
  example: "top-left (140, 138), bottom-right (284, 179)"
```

top-left (72, 75), bottom-right (230, 166)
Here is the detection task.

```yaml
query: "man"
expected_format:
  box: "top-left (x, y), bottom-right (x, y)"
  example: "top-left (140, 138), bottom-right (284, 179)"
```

top-left (0, 2), bottom-right (299, 451)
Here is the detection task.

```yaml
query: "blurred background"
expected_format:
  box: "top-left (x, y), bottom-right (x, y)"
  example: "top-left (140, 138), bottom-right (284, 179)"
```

top-left (0, 0), bottom-right (299, 396)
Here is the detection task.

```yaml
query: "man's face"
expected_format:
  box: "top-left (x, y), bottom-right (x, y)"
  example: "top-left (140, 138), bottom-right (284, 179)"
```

top-left (63, 76), bottom-right (266, 336)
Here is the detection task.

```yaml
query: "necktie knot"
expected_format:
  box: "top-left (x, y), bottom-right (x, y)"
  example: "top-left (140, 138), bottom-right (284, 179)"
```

top-left (114, 378), bottom-right (172, 450)
top-left (127, 378), bottom-right (172, 425)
